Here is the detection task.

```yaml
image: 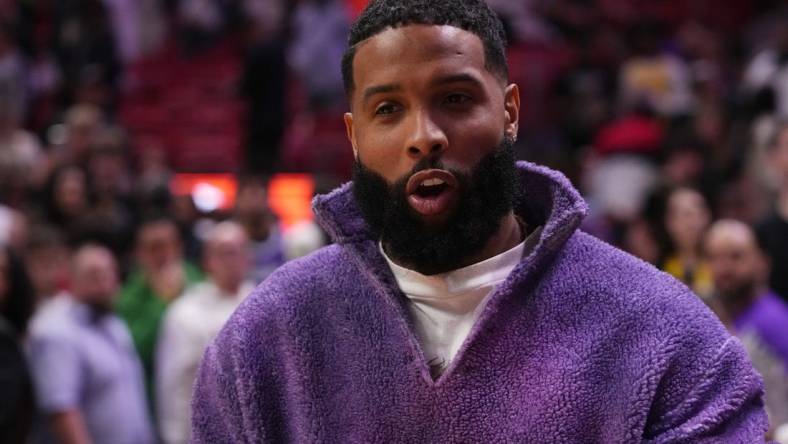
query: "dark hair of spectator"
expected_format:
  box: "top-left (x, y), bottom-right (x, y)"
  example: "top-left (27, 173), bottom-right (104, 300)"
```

top-left (135, 213), bottom-right (180, 241)
top-left (0, 246), bottom-right (35, 335)
top-left (25, 225), bottom-right (66, 253)
top-left (41, 164), bottom-right (93, 226)
top-left (341, 0), bottom-right (509, 95)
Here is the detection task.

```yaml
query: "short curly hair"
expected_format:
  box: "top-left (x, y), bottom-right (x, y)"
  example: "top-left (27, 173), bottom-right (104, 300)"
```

top-left (341, 0), bottom-right (509, 95)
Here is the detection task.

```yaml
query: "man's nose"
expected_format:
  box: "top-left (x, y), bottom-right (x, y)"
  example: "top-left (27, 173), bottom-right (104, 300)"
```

top-left (405, 109), bottom-right (448, 159)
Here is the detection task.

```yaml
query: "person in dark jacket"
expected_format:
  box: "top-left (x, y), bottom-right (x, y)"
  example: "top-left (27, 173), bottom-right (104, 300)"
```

top-left (0, 245), bottom-right (35, 444)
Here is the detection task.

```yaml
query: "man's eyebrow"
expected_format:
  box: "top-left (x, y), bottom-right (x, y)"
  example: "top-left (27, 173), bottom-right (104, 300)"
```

top-left (363, 84), bottom-right (401, 102)
top-left (431, 73), bottom-right (484, 87)
top-left (360, 74), bottom-right (483, 103)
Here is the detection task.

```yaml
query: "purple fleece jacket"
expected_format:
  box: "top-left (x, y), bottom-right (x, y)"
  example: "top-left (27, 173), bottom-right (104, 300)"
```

top-left (192, 162), bottom-right (769, 443)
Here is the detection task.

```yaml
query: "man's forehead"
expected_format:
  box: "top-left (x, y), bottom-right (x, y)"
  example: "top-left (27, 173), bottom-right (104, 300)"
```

top-left (352, 24), bottom-right (487, 82)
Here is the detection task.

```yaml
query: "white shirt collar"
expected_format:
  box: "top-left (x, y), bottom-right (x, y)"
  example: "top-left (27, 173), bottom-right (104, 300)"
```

top-left (381, 226), bottom-right (543, 299)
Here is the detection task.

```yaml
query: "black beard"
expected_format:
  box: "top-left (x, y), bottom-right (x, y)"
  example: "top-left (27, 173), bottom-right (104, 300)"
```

top-left (717, 278), bottom-right (757, 304)
top-left (352, 137), bottom-right (518, 275)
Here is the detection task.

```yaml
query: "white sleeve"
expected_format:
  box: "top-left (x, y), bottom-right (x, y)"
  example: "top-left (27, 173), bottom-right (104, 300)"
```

top-left (155, 302), bottom-right (202, 444)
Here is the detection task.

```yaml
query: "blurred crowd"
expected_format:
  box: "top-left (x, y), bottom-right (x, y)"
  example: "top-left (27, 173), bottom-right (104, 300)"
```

top-left (0, 0), bottom-right (788, 443)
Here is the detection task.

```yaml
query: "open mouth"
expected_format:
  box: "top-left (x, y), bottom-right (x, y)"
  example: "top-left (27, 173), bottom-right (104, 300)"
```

top-left (405, 170), bottom-right (459, 218)
top-left (414, 178), bottom-right (450, 198)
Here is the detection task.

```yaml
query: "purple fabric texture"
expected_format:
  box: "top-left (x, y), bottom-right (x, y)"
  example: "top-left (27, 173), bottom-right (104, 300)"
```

top-left (192, 161), bottom-right (769, 443)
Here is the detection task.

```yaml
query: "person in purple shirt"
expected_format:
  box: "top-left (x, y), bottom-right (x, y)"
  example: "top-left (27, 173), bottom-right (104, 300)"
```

top-left (27, 244), bottom-right (154, 444)
top-left (191, 0), bottom-right (770, 442)
top-left (706, 219), bottom-right (788, 433)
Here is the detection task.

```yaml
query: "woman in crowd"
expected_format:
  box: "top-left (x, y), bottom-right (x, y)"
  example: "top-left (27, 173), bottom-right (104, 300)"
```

top-left (650, 185), bottom-right (715, 298)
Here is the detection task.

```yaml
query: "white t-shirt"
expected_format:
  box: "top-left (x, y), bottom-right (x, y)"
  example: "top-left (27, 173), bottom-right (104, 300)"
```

top-left (382, 226), bottom-right (543, 376)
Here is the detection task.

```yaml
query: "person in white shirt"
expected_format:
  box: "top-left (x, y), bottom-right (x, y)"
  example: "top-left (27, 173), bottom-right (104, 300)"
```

top-left (155, 221), bottom-right (254, 444)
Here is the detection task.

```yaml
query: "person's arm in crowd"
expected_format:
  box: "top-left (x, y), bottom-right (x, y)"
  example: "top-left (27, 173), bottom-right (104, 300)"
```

top-left (50, 410), bottom-right (93, 444)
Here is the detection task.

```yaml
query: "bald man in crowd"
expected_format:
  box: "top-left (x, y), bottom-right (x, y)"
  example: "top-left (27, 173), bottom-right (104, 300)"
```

top-left (705, 219), bottom-right (788, 436)
top-left (28, 244), bottom-right (154, 444)
top-left (156, 221), bottom-right (254, 444)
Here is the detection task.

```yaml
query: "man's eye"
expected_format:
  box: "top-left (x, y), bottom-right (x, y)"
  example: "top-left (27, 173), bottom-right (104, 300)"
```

top-left (444, 94), bottom-right (471, 105)
top-left (375, 103), bottom-right (399, 115)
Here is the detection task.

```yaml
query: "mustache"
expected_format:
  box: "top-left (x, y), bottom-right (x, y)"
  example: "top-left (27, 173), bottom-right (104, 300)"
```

top-left (361, 155), bottom-right (452, 192)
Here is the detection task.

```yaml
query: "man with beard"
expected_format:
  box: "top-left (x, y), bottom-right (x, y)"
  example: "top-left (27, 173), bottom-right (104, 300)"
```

top-left (192, 0), bottom-right (769, 442)
top-left (705, 220), bottom-right (788, 434)
top-left (28, 244), bottom-right (154, 444)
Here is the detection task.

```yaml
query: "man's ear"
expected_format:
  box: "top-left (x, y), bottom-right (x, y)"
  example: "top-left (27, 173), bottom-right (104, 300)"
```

top-left (344, 112), bottom-right (358, 159)
top-left (504, 83), bottom-right (520, 141)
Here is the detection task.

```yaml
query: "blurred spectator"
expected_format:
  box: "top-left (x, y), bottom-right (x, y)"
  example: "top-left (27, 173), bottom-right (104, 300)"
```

top-left (742, 11), bottom-right (788, 118)
top-left (240, 0), bottom-right (288, 175)
top-left (0, 205), bottom-right (28, 253)
top-left (136, 0), bottom-right (167, 57)
top-left (38, 164), bottom-right (92, 244)
top-left (23, 225), bottom-right (70, 305)
top-left (756, 120), bottom-right (788, 302)
top-left (620, 217), bottom-right (660, 265)
top-left (27, 244), bottom-right (154, 444)
top-left (156, 221), bottom-right (252, 444)
top-left (52, 0), bottom-right (120, 111)
top-left (49, 103), bottom-right (104, 169)
top-left (487, 0), bottom-right (554, 43)
top-left (0, 245), bottom-right (35, 444)
top-left (553, 26), bottom-right (620, 152)
top-left (281, 218), bottom-right (326, 261)
top-left (705, 220), bottom-right (788, 435)
top-left (659, 136), bottom-right (708, 188)
top-left (0, 99), bottom-right (44, 205)
top-left (234, 176), bottom-right (286, 284)
top-left (618, 20), bottom-right (694, 118)
top-left (83, 130), bottom-right (136, 256)
top-left (242, 0), bottom-right (286, 41)
top-left (170, 193), bottom-right (203, 265)
top-left (584, 153), bottom-right (660, 225)
top-left (289, 0), bottom-right (349, 110)
top-left (651, 186), bottom-right (714, 298)
top-left (24, 226), bottom-right (73, 344)
top-left (116, 215), bottom-right (202, 408)
top-left (177, 0), bottom-right (224, 54)
top-left (135, 137), bottom-right (173, 207)
top-left (583, 106), bottom-right (663, 225)
top-left (102, 0), bottom-right (141, 64)
top-left (0, 22), bottom-right (29, 121)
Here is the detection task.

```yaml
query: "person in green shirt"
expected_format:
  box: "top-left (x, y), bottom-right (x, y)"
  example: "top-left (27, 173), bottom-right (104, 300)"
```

top-left (116, 216), bottom-right (202, 409)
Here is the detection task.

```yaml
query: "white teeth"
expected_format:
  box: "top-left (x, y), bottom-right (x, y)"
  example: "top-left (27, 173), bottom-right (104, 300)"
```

top-left (420, 178), bottom-right (445, 187)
